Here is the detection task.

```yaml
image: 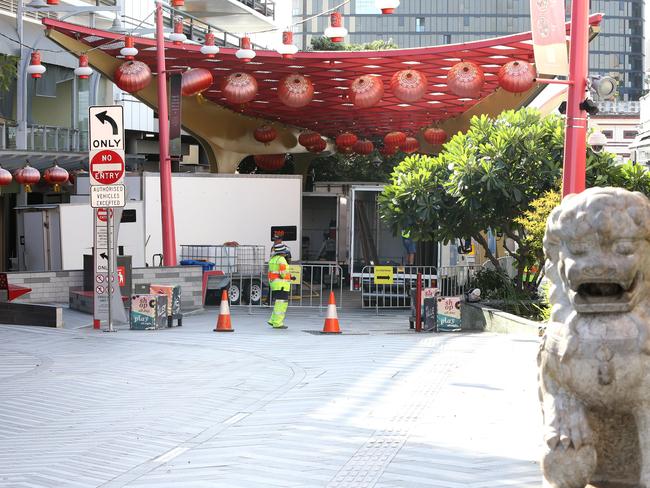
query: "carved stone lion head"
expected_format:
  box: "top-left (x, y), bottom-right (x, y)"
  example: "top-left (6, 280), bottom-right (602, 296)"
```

top-left (544, 187), bottom-right (650, 316)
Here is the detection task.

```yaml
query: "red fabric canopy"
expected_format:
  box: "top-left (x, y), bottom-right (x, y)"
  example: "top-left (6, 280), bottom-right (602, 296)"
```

top-left (43, 15), bottom-right (602, 138)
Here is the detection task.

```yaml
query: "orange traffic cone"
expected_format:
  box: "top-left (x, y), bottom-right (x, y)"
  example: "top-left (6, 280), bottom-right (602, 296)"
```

top-left (214, 289), bottom-right (234, 332)
top-left (321, 291), bottom-right (342, 334)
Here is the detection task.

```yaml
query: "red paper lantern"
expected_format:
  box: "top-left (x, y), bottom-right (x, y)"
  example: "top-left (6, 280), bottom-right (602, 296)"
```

top-left (353, 139), bottom-right (374, 155)
top-left (379, 145), bottom-right (398, 157)
top-left (120, 36), bottom-right (138, 60)
top-left (384, 131), bottom-right (406, 148)
top-left (325, 12), bottom-right (347, 43)
top-left (222, 72), bottom-right (258, 104)
top-left (423, 127), bottom-right (448, 145)
top-left (254, 125), bottom-right (277, 144)
top-left (26, 51), bottom-right (46, 79)
top-left (14, 163), bottom-right (40, 193)
top-left (376, 0), bottom-right (400, 14)
top-left (114, 61), bottom-right (152, 93)
top-left (181, 68), bottom-right (213, 97)
top-left (170, 16), bottom-right (187, 45)
top-left (43, 163), bottom-right (69, 192)
top-left (254, 154), bottom-right (286, 171)
top-left (400, 137), bottom-right (420, 154)
top-left (200, 32), bottom-right (219, 58)
top-left (336, 132), bottom-right (358, 149)
top-left (236, 36), bottom-right (256, 62)
top-left (277, 31), bottom-right (299, 58)
top-left (447, 61), bottom-right (485, 98)
top-left (309, 138), bottom-right (327, 153)
top-left (278, 74), bottom-right (314, 108)
top-left (0, 166), bottom-right (12, 187)
top-left (349, 75), bottom-right (384, 109)
top-left (172, 0), bottom-right (184, 6)
top-left (47, 0), bottom-right (59, 4)
top-left (497, 60), bottom-right (536, 93)
top-left (337, 145), bottom-right (354, 155)
top-left (74, 54), bottom-right (93, 79)
top-left (299, 131), bottom-right (322, 149)
top-left (390, 70), bottom-right (427, 103)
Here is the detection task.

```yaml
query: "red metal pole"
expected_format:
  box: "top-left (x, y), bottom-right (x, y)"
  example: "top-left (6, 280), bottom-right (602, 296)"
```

top-left (415, 272), bottom-right (422, 332)
top-left (155, 1), bottom-right (178, 265)
top-left (562, 0), bottom-right (590, 197)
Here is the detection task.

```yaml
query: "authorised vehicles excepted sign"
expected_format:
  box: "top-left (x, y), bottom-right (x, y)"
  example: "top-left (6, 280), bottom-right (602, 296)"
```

top-left (91, 184), bottom-right (126, 208)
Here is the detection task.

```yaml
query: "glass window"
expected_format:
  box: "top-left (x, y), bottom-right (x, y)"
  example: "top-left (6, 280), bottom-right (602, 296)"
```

top-left (416, 17), bottom-right (425, 32)
top-left (355, 0), bottom-right (379, 14)
top-left (624, 130), bottom-right (637, 139)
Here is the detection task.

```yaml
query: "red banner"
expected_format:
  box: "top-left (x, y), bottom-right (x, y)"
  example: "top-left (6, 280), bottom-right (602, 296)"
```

top-left (530, 0), bottom-right (569, 76)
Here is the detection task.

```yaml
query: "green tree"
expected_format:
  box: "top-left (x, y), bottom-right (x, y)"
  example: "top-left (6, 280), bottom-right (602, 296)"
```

top-left (311, 150), bottom-right (404, 183)
top-left (309, 36), bottom-right (398, 51)
top-left (379, 108), bottom-right (649, 293)
top-left (0, 55), bottom-right (17, 93)
top-left (514, 189), bottom-right (562, 285)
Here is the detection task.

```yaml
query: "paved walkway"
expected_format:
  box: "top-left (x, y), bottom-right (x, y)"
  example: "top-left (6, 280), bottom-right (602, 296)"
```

top-left (0, 309), bottom-right (543, 488)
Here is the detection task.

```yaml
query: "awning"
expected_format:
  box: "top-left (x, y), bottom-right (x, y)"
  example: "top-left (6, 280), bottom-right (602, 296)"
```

top-left (43, 15), bottom-right (604, 139)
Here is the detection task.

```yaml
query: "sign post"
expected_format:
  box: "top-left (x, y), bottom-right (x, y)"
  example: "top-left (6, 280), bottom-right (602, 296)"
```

top-left (89, 105), bottom-right (126, 332)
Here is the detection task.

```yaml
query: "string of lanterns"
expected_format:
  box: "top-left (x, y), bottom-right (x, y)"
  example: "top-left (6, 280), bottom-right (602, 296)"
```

top-left (3, 162), bottom-right (70, 193)
top-left (25, 0), bottom-right (401, 82)
top-left (21, 0), bottom-right (538, 165)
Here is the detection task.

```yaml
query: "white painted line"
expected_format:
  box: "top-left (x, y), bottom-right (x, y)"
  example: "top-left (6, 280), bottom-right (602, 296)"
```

top-left (152, 446), bottom-right (189, 464)
top-left (92, 163), bottom-right (123, 171)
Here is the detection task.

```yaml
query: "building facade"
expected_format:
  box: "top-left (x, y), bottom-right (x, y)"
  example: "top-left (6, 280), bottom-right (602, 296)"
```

top-left (293, 0), bottom-right (645, 101)
top-left (0, 0), bottom-right (286, 272)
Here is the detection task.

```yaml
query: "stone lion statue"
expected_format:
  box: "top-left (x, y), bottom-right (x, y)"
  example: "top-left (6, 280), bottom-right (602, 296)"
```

top-left (539, 187), bottom-right (650, 488)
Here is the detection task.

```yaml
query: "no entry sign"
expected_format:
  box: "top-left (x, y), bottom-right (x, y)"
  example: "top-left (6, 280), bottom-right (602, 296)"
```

top-left (96, 208), bottom-right (113, 222)
top-left (90, 150), bottom-right (124, 185)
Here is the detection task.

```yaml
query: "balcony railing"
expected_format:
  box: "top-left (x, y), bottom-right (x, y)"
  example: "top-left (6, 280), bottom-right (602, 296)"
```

top-left (235, 0), bottom-right (275, 19)
top-left (0, 122), bottom-right (84, 152)
top-left (0, 0), bottom-right (56, 20)
top-left (134, 4), bottom-right (268, 51)
top-left (596, 100), bottom-right (641, 116)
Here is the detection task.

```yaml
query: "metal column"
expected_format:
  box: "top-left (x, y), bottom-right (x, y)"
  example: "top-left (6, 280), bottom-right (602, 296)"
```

top-left (562, 0), bottom-right (590, 197)
top-left (155, 1), bottom-right (178, 266)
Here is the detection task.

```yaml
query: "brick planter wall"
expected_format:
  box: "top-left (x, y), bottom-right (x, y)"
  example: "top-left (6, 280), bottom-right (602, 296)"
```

top-left (5, 265), bottom-right (204, 312)
top-left (461, 302), bottom-right (540, 335)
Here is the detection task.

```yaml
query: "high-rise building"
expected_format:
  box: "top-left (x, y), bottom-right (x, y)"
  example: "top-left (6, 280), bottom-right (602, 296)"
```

top-left (293, 0), bottom-right (645, 101)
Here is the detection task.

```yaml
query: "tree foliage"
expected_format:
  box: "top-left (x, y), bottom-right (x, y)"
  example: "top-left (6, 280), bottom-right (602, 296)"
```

top-left (311, 150), bottom-right (404, 183)
top-left (514, 189), bottom-right (562, 281)
top-left (309, 36), bottom-right (398, 52)
top-left (379, 108), bottom-right (650, 294)
top-left (0, 55), bottom-right (17, 92)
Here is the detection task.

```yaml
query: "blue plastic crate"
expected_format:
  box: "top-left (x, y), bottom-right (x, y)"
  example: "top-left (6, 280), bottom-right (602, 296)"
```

top-left (180, 259), bottom-right (215, 272)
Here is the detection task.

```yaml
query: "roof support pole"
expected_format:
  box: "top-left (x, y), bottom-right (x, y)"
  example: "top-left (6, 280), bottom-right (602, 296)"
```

top-left (562, 0), bottom-right (589, 197)
top-left (156, 1), bottom-right (177, 266)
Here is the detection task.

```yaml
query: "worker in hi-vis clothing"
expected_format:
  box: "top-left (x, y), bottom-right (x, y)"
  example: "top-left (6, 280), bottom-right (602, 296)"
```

top-left (267, 246), bottom-right (292, 329)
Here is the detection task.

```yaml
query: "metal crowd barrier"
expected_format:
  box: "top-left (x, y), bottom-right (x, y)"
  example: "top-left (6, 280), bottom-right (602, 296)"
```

top-left (360, 265), bottom-right (482, 310)
top-left (225, 262), bottom-right (344, 313)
